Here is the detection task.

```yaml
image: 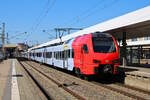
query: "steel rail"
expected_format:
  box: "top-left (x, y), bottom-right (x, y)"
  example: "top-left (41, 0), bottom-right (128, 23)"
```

top-left (116, 83), bottom-right (150, 95)
top-left (92, 82), bottom-right (147, 100)
top-left (18, 61), bottom-right (53, 100)
top-left (24, 61), bottom-right (86, 100)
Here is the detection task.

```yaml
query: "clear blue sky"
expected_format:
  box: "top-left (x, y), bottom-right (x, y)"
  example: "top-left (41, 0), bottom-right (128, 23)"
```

top-left (0, 0), bottom-right (150, 46)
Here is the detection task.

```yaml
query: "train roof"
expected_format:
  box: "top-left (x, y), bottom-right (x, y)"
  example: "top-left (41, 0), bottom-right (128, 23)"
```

top-left (29, 5), bottom-right (150, 51)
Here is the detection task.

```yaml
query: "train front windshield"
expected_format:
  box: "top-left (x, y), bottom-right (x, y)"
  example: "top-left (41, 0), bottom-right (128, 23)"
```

top-left (92, 33), bottom-right (116, 53)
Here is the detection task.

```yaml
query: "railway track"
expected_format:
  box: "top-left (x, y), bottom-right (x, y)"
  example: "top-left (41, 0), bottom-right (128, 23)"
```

top-left (21, 60), bottom-right (150, 100)
top-left (19, 61), bottom-right (53, 100)
top-left (18, 60), bottom-right (86, 100)
top-left (92, 82), bottom-right (150, 100)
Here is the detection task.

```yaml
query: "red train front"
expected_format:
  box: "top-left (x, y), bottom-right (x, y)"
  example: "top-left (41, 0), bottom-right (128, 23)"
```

top-left (72, 32), bottom-right (120, 77)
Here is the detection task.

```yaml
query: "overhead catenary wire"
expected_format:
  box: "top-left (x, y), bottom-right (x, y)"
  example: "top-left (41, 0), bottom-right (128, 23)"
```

top-left (78, 0), bottom-right (120, 26)
top-left (23, 0), bottom-right (51, 42)
top-left (23, 0), bottom-right (56, 43)
top-left (24, 0), bottom-right (118, 44)
top-left (66, 0), bottom-right (119, 27)
top-left (29, 0), bottom-right (51, 32)
top-left (33, 0), bottom-right (56, 32)
top-left (42, 29), bottom-right (56, 39)
top-left (62, 0), bottom-right (105, 26)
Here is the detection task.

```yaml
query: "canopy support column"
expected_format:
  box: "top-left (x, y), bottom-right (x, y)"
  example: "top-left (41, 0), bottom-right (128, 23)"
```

top-left (122, 31), bottom-right (127, 67)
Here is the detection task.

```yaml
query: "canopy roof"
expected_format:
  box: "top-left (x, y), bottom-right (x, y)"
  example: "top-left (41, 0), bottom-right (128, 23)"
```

top-left (29, 6), bottom-right (150, 50)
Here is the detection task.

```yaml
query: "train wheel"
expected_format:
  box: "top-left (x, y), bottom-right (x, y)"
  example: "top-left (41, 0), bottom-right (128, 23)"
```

top-left (75, 68), bottom-right (82, 78)
top-left (77, 74), bottom-right (82, 78)
top-left (83, 75), bottom-right (90, 81)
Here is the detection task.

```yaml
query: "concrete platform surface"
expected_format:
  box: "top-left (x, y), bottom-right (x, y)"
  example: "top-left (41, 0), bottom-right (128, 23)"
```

top-left (0, 59), bottom-right (11, 100)
top-left (15, 59), bottom-right (46, 100)
top-left (0, 59), bottom-right (46, 100)
top-left (120, 65), bottom-right (150, 91)
top-left (120, 65), bottom-right (150, 78)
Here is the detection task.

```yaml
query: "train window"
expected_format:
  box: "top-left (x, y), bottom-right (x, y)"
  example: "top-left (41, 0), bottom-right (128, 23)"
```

top-left (37, 53), bottom-right (39, 57)
top-left (72, 49), bottom-right (74, 58)
top-left (48, 52), bottom-right (50, 58)
top-left (52, 52), bottom-right (53, 58)
top-left (64, 50), bottom-right (67, 59)
top-left (61, 51), bottom-right (63, 59)
top-left (59, 51), bottom-right (61, 59)
top-left (51, 52), bottom-right (52, 58)
top-left (55, 52), bottom-right (57, 58)
top-left (68, 49), bottom-right (70, 58)
top-left (58, 52), bottom-right (60, 59)
top-left (38, 53), bottom-right (39, 57)
top-left (54, 52), bottom-right (55, 58)
top-left (62, 51), bottom-right (64, 58)
top-left (57, 52), bottom-right (59, 59)
top-left (54, 52), bottom-right (56, 58)
top-left (38, 53), bottom-right (40, 57)
top-left (49, 52), bottom-right (51, 58)
top-left (46, 52), bottom-right (51, 58)
top-left (60, 51), bottom-right (62, 59)
top-left (39, 53), bottom-right (41, 57)
top-left (92, 35), bottom-right (116, 53)
top-left (56, 52), bottom-right (57, 59)
top-left (83, 44), bottom-right (88, 53)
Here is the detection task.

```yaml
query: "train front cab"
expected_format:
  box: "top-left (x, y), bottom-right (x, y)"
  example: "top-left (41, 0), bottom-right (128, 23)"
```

top-left (72, 32), bottom-right (120, 78)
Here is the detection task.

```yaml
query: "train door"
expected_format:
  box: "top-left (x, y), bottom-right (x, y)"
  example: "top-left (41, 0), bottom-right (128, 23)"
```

top-left (33, 50), bottom-right (35, 60)
top-left (44, 48), bottom-right (47, 63)
top-left (52, 49), bottom-right (54, 66)
top-left (81, 44), bottom-right (89, 72)
top-left (63, 50), bottom-right (68, 69)
top-left (80, 47), bottom-right (84, 70)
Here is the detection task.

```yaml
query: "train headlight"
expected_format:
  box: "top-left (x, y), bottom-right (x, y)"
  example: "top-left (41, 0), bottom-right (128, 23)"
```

top-left (93, 59), bottom-right (101, 63)
top-left (112, 59), bottom-right (120, 64)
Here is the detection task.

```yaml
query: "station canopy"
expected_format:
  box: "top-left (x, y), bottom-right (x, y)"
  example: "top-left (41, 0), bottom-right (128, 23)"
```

top-left (78, 5), bottom-right (150, 40)
top-left (3, 44), bottom-right (17, 48)
top-left (30, 6), bottom-right (150, 50)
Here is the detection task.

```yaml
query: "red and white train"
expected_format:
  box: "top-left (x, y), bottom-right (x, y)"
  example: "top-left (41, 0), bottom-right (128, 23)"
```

top-left (24, 32), bottom-right (120, 78)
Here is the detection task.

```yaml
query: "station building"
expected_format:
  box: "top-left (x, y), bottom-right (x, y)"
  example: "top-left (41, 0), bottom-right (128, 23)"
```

top-left (2, 43), bottom-right (28, 58)
top-left (122, 36), bottom-right (150, 66)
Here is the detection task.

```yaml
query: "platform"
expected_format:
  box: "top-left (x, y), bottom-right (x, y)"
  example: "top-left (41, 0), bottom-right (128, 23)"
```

top-left (0, 59), bottom-right (11, 100)
top-left (120, 65), bottom-right (150, 91)
top-left (120, 65), bottom-right (150, 78)
top-left (0, 59), bottom-right (46, 100)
